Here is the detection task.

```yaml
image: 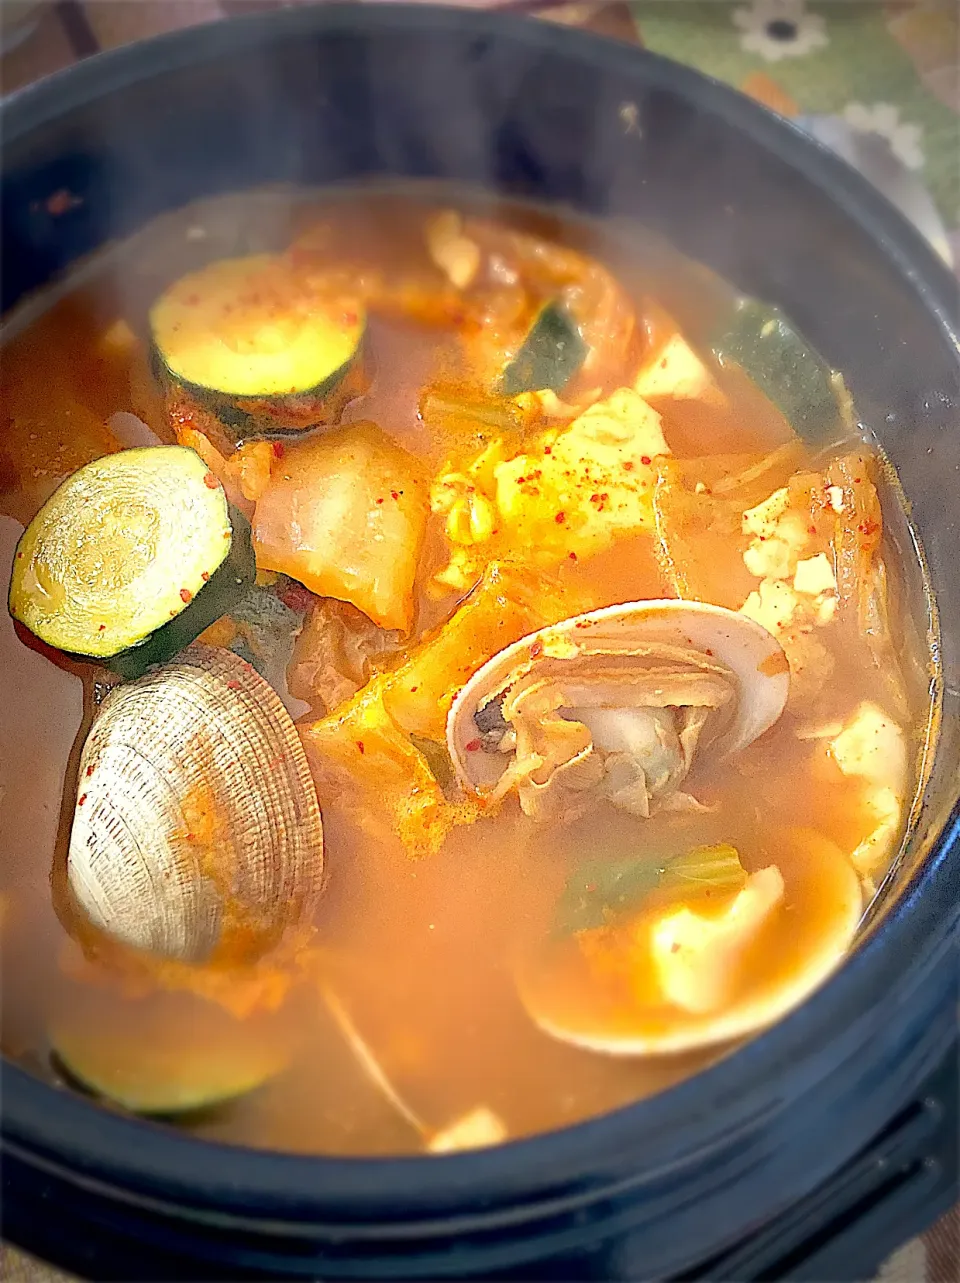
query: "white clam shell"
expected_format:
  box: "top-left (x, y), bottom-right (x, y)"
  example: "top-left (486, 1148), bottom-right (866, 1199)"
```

top-left (447, 598), bottom-right (791, 796)
top-left (516, 829), bottom-right (863, 1057)
top-left (67, 645), bottom-right (324, 963)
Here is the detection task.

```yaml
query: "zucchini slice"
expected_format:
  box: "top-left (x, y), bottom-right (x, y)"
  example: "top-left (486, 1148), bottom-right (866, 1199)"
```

top-left (9, 446), bottom-right (254, 676)
top-left (150, 254), bottom-right (366, 438)
top-left (711, 299), bottom-right (849, 441)
top-left (499, 302), bottom-right (587, 398)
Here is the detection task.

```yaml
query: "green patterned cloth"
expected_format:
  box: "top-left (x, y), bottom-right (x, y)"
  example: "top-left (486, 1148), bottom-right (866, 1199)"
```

top-left (631, 1), bottom-right (959, 263)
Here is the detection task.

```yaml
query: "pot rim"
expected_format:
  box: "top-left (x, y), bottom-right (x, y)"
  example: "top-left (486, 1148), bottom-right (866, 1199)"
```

top-left (2, 0), bottom-right (959, 1227)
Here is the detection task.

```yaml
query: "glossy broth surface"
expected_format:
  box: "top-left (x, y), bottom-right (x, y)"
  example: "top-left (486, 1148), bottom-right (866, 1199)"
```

top-left (0, 187), bottom-right (934, 1154)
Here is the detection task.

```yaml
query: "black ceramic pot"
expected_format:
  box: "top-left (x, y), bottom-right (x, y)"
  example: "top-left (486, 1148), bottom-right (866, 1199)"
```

top-left (1, 6), bottom-right (958, 1280)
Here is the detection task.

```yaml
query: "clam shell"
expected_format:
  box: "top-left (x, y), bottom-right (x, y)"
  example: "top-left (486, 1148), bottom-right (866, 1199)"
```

top-left (67, 645), bottom-right (324, 963)
top-left (517, 828), bottom-right (862, 1057)
top-left (447, 599), bottom-right (790, 803)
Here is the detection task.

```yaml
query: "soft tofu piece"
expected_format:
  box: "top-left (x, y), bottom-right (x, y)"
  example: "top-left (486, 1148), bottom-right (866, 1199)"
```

top-left (739, 578), bottom-right (802, 635)
top-left (651, 866), bottom-right (785, 1014)
top-left (428, 1107), bottom-right (508, 1153)
top-left (425, 210), bottom-right (480, 290)
top-left (742, 487), bottom-right (790, 539)
top-left (830, 704), bottom-right (908, 885)
top-left (851, 786), bottom-right (903, 882)
top-left (494, 387), bottom-right (670, 560)
top-left (634, 333), bottom-right (725, 407)
top-left (742, 510), bottom-right (811, 580)
top-left (830, 702), bottom-right (907, 790)
top-left (794, 553), bottom-right (838, 597)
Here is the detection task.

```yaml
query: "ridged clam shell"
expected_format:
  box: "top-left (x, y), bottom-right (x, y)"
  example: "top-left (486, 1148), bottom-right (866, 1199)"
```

top-left (67, 645), bottom-right (324, 963)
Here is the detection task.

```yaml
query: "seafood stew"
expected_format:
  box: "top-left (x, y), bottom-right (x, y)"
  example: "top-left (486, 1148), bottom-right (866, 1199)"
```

top-left (0, 188), bottom-right (936, 1156)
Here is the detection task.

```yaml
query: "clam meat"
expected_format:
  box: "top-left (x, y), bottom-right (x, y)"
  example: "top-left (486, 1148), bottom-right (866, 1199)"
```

top-left (447, 600), bottom-right (790, 824)
top-left (67, 644), bottom-right (324, 964)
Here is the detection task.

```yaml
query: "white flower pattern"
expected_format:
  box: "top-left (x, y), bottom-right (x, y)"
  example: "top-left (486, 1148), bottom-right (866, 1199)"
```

top-left (733, 0), bottom-right (828, 63)
top-left (842, 102), bottom-right (926, 171)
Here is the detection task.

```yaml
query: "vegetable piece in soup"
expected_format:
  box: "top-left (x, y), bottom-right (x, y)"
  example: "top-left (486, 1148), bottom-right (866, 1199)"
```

top-left (0, 188), bottom-right (931, 1159)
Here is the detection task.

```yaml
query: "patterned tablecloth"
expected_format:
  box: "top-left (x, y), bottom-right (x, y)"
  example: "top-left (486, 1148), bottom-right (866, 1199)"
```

top-left (0, 3), bottom-right (957, 1281)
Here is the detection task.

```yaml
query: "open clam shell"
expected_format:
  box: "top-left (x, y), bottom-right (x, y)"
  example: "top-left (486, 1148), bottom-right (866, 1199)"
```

top-left (517, 828), bottom-right (862, 1057)
top-left (447, 599), bottom-right (790, 822)
top-left (67, 645), bottom-right (324, 964)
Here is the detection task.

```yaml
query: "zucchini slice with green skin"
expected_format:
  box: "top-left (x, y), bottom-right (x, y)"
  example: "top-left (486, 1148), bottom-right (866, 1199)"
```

top-left (150, 254), bottom-right (367, 439)
top-left (711, 298), bottom-right (850, 441)
top-left (104, 507), bottom-right (255, 680)
top-left (8, 446), bottom-right (254, 677)
top-left (499, 302), bottom-right (587, 397)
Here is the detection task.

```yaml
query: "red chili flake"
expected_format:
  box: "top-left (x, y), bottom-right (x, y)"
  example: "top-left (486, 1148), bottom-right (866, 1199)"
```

top-left (410, 685), bottom-right (419, 693)
top-left (543, 446), bottom-right (552, 455)
top-left (272, 441), bottom-right (285, 459)
top-left (590, 493), bottom-right (601, 504)
top-left (555, 510), bottom-right (566, 524)
top-left (858, 519), bottom-right (880, 536)
top-left (464, 738), bottom-right (482, 753)
top-left (530, 640), bottom-right (544, 659)
top-left (77, 794), bottom-right (87, 807)
top-left (601, 492), bottom-right (609, 501)
top-left (357, 740), bottom-right (366, 755)
top-left (98, 624), bottom-right (106, 632)
top-left (391, 490), bottom-right (400, 500)
top-left (640, 455), bottom-right (651, 466)
top-left (808, 525), bottom-right (817, 535)
top-left (180, 588), bottom-right (193, 604)
top-left (568, 551), bottom-right (577, 562)
top-left (376, 497), bottom-right (384, 505)
top-left (227, 680), bottom-right (242, 691)
top-left (45, 189), bottom-right (79, 216)
top-left (854, 477), bottom-right (862, 484)
top-left (705, 648), bottom-right (714, 657)
top-left (516, 475), bottom-right (526, 484)
top-left (200, 572), bottom-right (211, 584)
top-left (16, 552), bottom-right (22, 559)
top-left (203, 472), bottom-right (219, 489)
top-left (85, 765), bottom-right (95, 777)
top-left (623, 461), bottom-right (635, 472)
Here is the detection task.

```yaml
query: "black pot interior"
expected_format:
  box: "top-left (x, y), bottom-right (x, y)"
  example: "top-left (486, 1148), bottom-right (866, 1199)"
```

top-left (1, 6), bottom-right (958, 1278)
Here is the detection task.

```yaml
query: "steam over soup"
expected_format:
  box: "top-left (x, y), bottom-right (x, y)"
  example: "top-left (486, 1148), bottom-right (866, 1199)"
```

top-left (0, 188), bottom-right (936, 1154)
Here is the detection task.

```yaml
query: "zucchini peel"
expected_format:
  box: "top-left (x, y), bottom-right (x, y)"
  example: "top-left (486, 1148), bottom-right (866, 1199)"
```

top-left (9, 445), bottom-right (254, 675)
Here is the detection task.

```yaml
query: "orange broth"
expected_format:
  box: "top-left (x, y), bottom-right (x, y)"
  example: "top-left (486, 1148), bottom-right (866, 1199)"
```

top-left (0, 188), bottom-right (932, 1154)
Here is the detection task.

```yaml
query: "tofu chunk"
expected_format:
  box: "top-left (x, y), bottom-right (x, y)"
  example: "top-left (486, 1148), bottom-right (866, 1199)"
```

top-left (428, 1107), bottom-right (508, 1153)
top-left (651, 866), bottom-right (785, 1014)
